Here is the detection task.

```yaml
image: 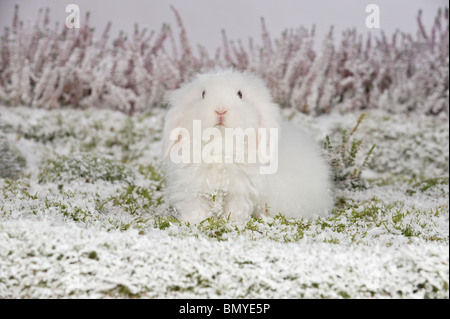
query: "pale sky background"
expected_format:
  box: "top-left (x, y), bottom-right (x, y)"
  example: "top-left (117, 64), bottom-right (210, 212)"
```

top-left (0, 0), bottom-right (447, 53)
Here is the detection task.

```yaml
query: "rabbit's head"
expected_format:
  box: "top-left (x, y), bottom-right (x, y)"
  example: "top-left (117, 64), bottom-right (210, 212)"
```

top-left (162, 69), bottom-right (280, 158)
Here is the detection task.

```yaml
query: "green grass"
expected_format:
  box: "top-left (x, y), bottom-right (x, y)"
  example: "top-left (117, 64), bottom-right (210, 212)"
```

top-left (137, 194), bottom-right (448, 245)
top-left (1, 173), bottom-right (447, 245)
top-left (408, 176), bottom-right (449, 194)
top-left (38, 153), bottom-right (135, 184)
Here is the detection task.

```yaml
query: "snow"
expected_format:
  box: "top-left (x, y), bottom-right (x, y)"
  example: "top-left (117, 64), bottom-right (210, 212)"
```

top-left (0, 219), bottom-right (448, 299)
top-left (0, 105), bottom-right (448, 298)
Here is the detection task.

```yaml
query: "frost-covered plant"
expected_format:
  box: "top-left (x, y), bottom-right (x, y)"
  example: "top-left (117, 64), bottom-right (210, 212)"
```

top-left (0, 134), bottom-right (26, 179)
top-left (0, 5), bottom-right (448, 116)
top-left (38, 152), bottom-right (134, 184)
top-left (324, 114), bottom-right (376, 189)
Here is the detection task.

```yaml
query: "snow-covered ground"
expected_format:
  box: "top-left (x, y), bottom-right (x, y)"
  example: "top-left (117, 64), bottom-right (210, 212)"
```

top-left (0, 105), bottom-right (448, 298)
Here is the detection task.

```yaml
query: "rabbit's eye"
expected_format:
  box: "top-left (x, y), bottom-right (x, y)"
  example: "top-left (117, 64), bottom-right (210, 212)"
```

top-left (202, 90), bottom-right (205, 99)
top-left (237, 90), bottom-right (243, 99)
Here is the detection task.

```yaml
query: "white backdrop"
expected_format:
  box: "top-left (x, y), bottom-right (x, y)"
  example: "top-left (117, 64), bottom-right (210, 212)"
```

top-left (0, 0), bottom-right (446, 53)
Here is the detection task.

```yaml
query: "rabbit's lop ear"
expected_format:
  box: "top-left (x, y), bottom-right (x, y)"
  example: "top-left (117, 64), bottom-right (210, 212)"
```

top-left (256, 100), bottom-right (281, 163)
top-left (246, 74), bottom-right (281, 158)
top-left (162, 106), bottom-right (182, 159)
top-left (257, 101), bottom-right (280, 130)
top-left (162, 76), bottom-right (204, 159)
top-left (161, 87), bottom-right (190, 159)
top-left (244, 72), bottom-right (281, 132)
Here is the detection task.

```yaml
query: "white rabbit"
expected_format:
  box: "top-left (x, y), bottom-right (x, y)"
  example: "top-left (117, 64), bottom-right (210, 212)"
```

top-left (162, 69), bottom-right (332, 223)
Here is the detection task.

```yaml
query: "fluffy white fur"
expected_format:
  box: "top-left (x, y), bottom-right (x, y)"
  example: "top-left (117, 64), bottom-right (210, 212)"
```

top-left (162, 69), bottom-right (332, 223)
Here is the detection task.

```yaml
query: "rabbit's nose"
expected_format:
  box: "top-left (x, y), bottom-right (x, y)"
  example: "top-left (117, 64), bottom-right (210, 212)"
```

top-left (215, 109), bottom-right (227, 116)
